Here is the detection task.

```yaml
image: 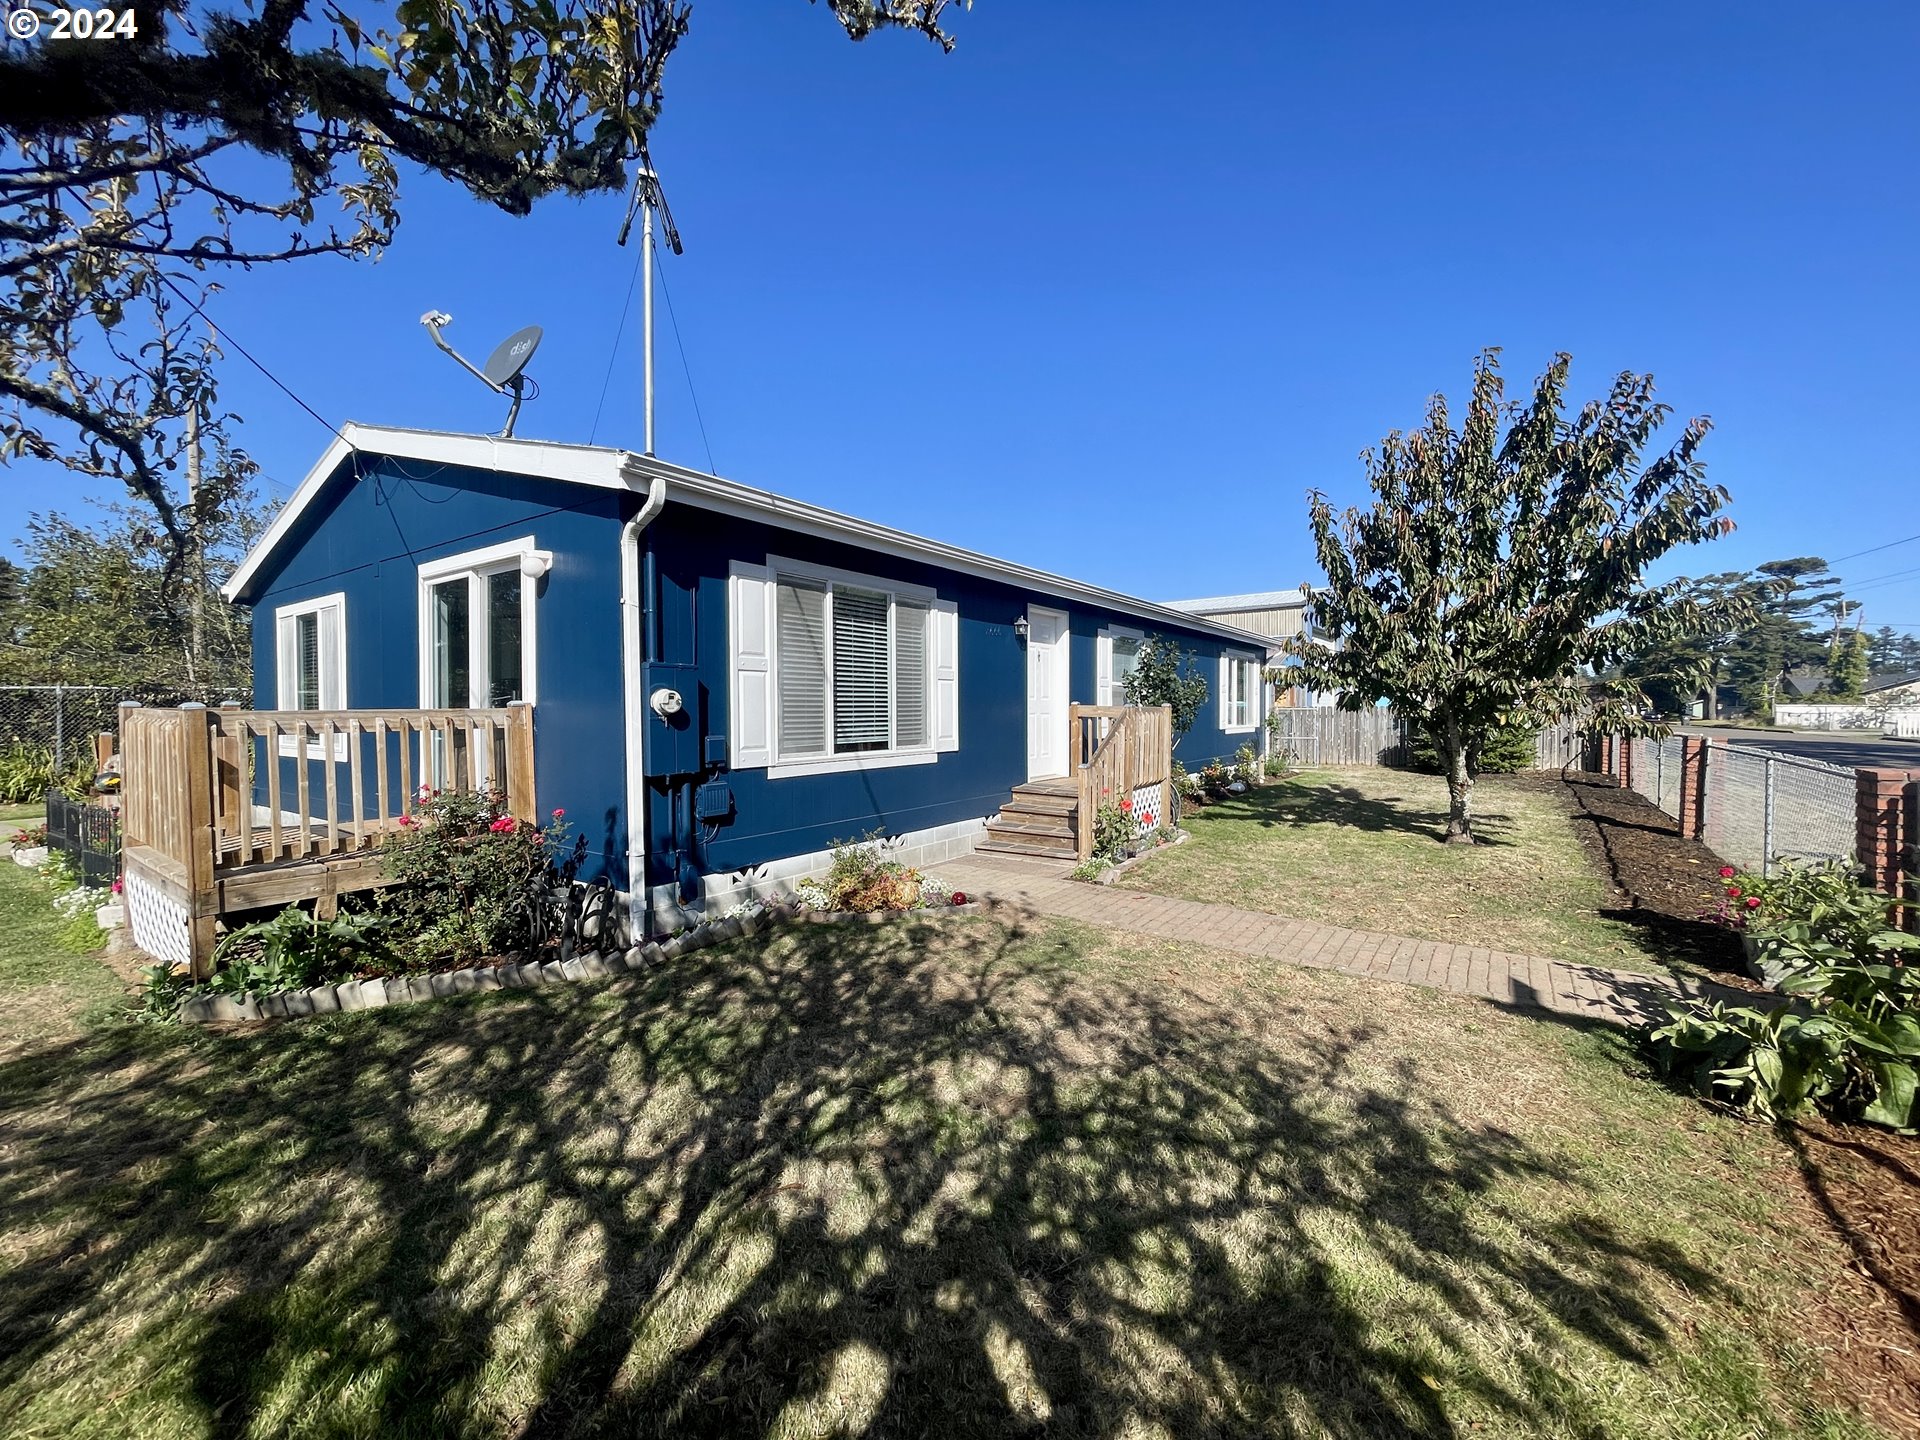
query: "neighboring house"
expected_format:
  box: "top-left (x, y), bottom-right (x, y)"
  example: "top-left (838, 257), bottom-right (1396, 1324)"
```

top-left (222, 424), bottom-right (1276, 925)
top-left (1866, 670), bottom-right (1920, 707)
top-left (1772, 670), bottom-right (1920, 732)
top-left (1164, 589), bottom-right (1324, 707)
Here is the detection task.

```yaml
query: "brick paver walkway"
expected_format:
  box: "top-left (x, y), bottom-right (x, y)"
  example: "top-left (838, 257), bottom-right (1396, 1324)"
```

top-left (932, 853), bottom-right (1747, 1028)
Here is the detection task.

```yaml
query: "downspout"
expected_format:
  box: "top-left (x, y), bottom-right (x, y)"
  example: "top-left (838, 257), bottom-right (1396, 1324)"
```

top-left (621, 474), bottom-right (668, 941)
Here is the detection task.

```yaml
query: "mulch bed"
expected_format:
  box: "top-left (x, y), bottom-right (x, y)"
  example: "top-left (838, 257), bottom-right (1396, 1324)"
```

top-left (1539, 769), bottom-right (1920, 1434)
top-left (1545, 770), bottom-right (1758, 988)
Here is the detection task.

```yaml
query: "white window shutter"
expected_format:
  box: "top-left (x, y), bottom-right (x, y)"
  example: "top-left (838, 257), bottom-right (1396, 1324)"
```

top-left (319, 603), bottom-right (344, 709)
top-left (1096, 630), bottom-right (1113, 706)
top-left (932, 598), bottom-right (959, 752)
top-left (729, 562), bottom-right (774, 768)
top-left (276, 613), bottom-right (295, 709)
top-left (1218, 653), bottom-right (1230, 728)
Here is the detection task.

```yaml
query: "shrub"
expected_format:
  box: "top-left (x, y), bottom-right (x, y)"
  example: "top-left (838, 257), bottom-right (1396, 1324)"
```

top-left (1120, 636), bottom-right (1211, 736)
top-left (210, 905), bottom-right (392, 995)
top-left (1200, 759), bottom-right (1229, 792)
top-left (1407, 723), bottom-right (1538, 775)
top-left (1706, 858), bottom-right (1894, 942)
top-left (10, 822), bottom-right (48, 850)
top-left (796, 832), bottom-right (948, 913)
top-left (0, 741), bottom-right (95, 803)
top-left (377, 789), bottom-right (564, 966)
top-left (1170, 760), bottom-right (1199, 801)
top-left (1092, 798), bottom-right (1134, 862)
top-left (1646, 876), bottom-right (1920, 1130)
top-left (1233, 744), bottom-right (1258, 784)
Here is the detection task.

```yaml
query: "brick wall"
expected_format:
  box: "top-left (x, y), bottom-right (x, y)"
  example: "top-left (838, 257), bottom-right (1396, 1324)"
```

top-left (1855, 767), bottom-right (1920, 930)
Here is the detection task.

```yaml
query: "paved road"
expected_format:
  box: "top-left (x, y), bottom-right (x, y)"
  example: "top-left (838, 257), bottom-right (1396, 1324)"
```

top-left (1678, 727), bottom-right (1920, 771)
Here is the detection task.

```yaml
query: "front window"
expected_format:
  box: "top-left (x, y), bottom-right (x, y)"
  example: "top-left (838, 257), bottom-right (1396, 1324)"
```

top-left (419, 539), bottom-right (543, 709)
top-left (1112, 631), bottom-right (1142, 697)
top-left (775, 572), bottom-right (932, 762)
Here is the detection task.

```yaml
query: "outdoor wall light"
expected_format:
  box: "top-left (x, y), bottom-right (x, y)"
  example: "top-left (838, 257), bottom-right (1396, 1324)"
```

top-left (1013, 615), bottom-right (1030, 643)
top-left (519, 549), bottom-right (554, 581)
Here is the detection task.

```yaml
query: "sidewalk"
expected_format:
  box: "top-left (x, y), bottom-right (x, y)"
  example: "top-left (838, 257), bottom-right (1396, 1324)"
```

top-left (931, 852), bottom-right (1747, 1028)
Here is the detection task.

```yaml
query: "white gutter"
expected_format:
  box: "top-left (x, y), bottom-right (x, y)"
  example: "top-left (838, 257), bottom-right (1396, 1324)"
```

top-left (620, 475), bottom-right (668, 939)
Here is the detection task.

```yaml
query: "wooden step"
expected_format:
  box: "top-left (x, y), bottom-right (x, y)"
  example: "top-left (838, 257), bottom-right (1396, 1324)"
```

top-left (982, 823), bottom-right (1076, 855)
top-left (975, 838), bottom-right (1081, 860)
top-left (998, 792), bottom-right (1078, 820)
top-left (1012, 779), bottom-right (1078, 799)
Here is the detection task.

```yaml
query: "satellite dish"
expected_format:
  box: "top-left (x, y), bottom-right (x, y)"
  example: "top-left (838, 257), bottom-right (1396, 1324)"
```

top-left (483, 325), bottom-right (543, 388)
top-left (419, 313), bottom-right (543, 437)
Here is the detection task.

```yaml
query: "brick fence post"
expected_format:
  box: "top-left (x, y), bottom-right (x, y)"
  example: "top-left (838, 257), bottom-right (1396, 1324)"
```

top-left (1855, 768), bottom-right (1919, 924)
top-left (1675, 736), bottom-right (1707, 841)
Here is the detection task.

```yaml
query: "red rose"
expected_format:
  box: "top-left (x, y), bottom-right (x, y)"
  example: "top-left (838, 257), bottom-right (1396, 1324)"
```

top-left (1726, 886), bottom-right (1741, 898)
top-left (1745, 896), bottom-right (1761, 910)
top-left (1718, 866), bottom-right (1735, 879)
top-left (553, 807), bottom-right (566, 819)
top-left (951, 891), bottom-right (967, 905)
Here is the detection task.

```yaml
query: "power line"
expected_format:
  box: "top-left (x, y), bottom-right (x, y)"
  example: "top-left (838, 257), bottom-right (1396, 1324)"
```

top-left (154, 271), bottom-right (348, 454)
top-left (653, 232), bottom-right (717, 476)
top-left (587, 237), bottom-right (645, 447)
top-left (1831, 531), bottom-right (1920, 566)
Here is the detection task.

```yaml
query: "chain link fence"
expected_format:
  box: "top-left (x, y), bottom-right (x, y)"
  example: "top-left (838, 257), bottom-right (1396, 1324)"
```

top-left (0, 684), bottom-right (240, 803)
top-left (1706, 744), bottom-right (1858, 877)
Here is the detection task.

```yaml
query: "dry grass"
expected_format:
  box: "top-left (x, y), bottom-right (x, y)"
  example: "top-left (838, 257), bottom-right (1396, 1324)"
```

top-left (1121, 769), bottom-right (1711, 976)
top-left (0, 874), bottom-right (1893, 1438)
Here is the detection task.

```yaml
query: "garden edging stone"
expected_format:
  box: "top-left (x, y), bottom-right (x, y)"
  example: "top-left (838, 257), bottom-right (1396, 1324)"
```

top-left (175, 898), bottom-right (983, 1025)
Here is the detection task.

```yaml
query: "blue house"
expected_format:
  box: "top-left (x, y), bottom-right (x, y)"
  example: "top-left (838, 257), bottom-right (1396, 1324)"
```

top-left (223, 424), bottom-right (1276, 929)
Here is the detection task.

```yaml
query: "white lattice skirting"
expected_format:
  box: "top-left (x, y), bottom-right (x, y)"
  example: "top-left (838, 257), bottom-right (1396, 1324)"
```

top-left (1129, 782), bottom-right (1164, 836)
top-left (125, 866), bottom-right (191, 970)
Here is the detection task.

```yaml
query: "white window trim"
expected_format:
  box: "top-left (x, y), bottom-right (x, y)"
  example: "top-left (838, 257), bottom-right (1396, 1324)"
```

top-left (416, 536), bottom-right (548, 709)
top-left (274, 592), bottom-right (348, 758)
top-left (1097, 624), bottom-right (1145, 707)
top-left (765, 552), bottom-right (939, 779)
top-left (1221, 652), bottom-right (1260, 734)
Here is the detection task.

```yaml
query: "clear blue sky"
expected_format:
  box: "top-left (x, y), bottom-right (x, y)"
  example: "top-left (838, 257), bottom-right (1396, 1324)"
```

top-left (7, 2), bottom-right (1919, 633)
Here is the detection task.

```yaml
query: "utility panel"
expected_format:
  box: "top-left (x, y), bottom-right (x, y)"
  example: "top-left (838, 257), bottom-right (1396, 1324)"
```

top-left (641, 661), bottom-right (700, 777)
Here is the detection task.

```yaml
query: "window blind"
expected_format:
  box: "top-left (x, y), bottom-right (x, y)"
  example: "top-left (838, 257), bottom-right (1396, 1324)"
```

top-left (894, 600), bottom-right (928, 749)
top-left (777, 579), bottom-right (829, 757)
top-left (295, 613), bottom-right (321, 711)
top-left (832, 585), bottom-right (891, 753)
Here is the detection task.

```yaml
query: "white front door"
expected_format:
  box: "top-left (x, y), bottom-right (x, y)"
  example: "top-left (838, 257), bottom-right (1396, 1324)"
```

top-left (1026, 606), bottom-right (1069, 780)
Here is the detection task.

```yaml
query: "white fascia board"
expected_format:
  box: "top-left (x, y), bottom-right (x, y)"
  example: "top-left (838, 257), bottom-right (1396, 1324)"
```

top-left (222, 424), bottom-right (647, 602)
top-left (225, 425), bottom-right (1271, 650)
top-left (623, 456), bottom-right (1274, 650)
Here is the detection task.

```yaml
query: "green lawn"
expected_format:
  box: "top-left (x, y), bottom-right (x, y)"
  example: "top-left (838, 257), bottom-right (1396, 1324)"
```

top-left (1121, 768), bottom-right (1709, 976)
top-left (0, 857), bottom-right (1892, 1438)
top-left (0, 851), bottom-right (115, 1049)
top-left (0, 803), bottom-right (46, 824)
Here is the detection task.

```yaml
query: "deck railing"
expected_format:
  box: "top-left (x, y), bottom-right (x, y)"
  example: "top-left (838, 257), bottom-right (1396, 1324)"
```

top-left (1067, 703), bottom-right (1173, 859)
top-left (120, 703), bottom-right (535, 976)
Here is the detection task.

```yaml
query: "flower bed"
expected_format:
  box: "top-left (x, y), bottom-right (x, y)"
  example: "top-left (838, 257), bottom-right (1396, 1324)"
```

top-left (1647, 858), bottom-right (1920, 1131)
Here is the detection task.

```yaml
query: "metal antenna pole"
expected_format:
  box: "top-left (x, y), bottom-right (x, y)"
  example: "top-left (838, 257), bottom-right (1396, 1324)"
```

top-left (641, 174), bottom-right (655, 457)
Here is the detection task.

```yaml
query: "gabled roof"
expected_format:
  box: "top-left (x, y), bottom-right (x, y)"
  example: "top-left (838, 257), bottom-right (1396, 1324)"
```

top-left (225, 424), bottom-right (1277, 652)
top-left (1163, 589), bottom-right (1310, 613)
top-left (1867, 670), bottom-right (1920, 694)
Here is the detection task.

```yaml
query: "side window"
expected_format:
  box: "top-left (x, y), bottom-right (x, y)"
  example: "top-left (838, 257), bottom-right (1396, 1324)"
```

top-left (275, 594), bottom-right (346, 710)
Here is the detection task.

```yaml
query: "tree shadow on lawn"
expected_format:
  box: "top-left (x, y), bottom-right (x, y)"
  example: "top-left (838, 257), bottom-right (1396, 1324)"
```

top-left (1194, 779), bottom-right (1522, 848)
top-left (0, 921), bottom-right (1728, 1439)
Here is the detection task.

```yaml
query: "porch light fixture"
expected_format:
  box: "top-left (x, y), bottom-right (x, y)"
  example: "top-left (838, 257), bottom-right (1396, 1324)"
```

top-left (519, 549), bottom-right (554, 581)
top-left (1013, 615), bottom-right (1030, 643)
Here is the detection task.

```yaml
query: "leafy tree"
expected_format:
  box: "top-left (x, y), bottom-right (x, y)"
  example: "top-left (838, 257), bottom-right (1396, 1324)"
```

top-left (1722, 558), bottom-right (1842, 717)
top-left (1286, 349), bottom-right (1749, 843)
top-left (1827, 630), bottom-right (1869, 700)
top-left (1121, 635), bottom-right (1211, 736)
top-left (1, 0), bottom-right (963, 546)
top-left (1618, 569), bottom-right (1757, 719)
top-left (0, 479), bottom-right (272, 698)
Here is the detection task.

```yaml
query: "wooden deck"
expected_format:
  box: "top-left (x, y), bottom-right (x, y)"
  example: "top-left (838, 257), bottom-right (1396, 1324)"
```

top-left (121, 705), bottom-right (535, 977)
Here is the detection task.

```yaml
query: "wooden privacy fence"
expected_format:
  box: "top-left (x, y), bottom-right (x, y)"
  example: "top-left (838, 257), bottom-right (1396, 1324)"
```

top-left (1068, 704), bottom-right (1173, 859)
top-left (1267, 707), bottom-right (1590, 771)
top-left (120, 703), bottom-right (535, 977)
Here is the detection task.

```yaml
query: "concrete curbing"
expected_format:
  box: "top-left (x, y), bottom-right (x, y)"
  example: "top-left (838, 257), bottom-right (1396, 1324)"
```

top-left (175, 898), bottom-right (986, 1026)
